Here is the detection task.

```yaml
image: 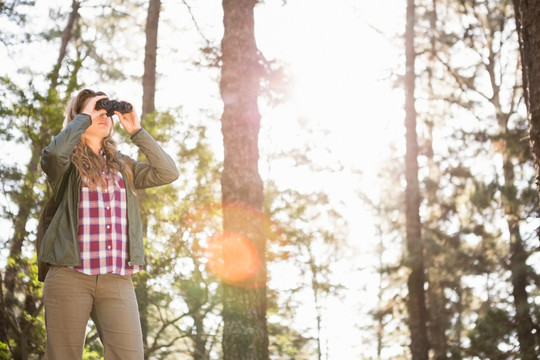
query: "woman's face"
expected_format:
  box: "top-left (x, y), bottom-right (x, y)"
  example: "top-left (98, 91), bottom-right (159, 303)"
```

top-left (82, 98), bottom-right (113, 140)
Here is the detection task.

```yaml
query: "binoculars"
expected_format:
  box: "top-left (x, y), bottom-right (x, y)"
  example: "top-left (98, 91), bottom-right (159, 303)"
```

top-left (95, 98), bottom-right (133, 117)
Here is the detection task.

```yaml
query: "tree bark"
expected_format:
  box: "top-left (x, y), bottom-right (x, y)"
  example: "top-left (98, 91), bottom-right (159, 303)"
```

top-left (512, 2), bottom-right (540, 357)
top-left (220, 0), bottom-right (268, 359)
top-left (404, 0), bottom-right (429, 358)
top-left (139, 0), bottom-right (161, 356)
top-left (142, 0), bottom-right (160, 117)
top-left (492, 55), bottom-right (537, 360)
top-left (508, 218), bottom-right (537, 359)
top-left (514, 0), bottom-right (540, 195)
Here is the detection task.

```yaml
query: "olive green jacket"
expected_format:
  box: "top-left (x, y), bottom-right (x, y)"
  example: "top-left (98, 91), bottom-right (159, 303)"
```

top-left (37, 113), bottom-right (179, 280)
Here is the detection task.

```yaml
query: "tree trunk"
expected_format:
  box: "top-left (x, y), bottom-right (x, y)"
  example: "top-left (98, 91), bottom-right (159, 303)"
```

top-left (404, 0), bottom-right (429, 358)
top-left (514, 0), bottom-right (540, 195)
top-left (376, 227), bottom-right (384, 360)
top-left (498, 109), bottom-right (537, 360)
top-left (192, 311), bottom-right (208, 360)
top-left (139, 0), bottom-right (161, 356)
top-left (493, 65), bottom-right (537, 360)
top-left (511, 2), bottom-right (540, 357)
top-left (508, 219), bottom-right (537, 359)
top-left (310, 264), bottom-right (323, 360)
top-left (142, 0), bottom-right (160, 117)
top-left (220, 0), bottom-right (268, 359)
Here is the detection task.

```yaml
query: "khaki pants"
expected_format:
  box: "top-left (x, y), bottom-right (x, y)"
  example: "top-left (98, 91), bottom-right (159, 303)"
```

top-left (43, 266), bottom-right (144, 360)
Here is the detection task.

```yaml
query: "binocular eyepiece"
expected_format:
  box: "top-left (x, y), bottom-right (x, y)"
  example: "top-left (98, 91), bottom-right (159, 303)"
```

top-left (95, 98), bottom-right (133, 117)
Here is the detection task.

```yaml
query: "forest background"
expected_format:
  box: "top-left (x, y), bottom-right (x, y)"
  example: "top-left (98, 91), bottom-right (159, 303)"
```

top-left (1, 0), bottom-right (540, 359)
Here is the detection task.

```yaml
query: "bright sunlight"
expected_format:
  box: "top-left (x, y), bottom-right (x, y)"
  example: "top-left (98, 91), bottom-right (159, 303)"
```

top-left (0, 0), bottom-right (408, 359)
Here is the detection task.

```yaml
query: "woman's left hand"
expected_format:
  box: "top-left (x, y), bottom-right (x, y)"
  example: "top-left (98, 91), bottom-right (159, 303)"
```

top-left (116, 107), bottom-right (142, 136)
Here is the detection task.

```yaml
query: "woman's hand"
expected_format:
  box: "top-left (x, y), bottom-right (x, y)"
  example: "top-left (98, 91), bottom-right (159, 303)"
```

top-left (116, 107), bottom-right (142, 136)
top-left (82, 95), bottom-right (108, 120)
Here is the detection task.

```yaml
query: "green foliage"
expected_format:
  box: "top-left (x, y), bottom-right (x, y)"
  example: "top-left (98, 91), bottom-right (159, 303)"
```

top-left (0, 2), bottom-right (97, 359)
top-left (267, 321), bottom-right (312, 360)
top-left (82, 350), bottom-right (104, 360)
top-left (6, 0), bottom-right (539, 359)
top-left (469, 180), bottom-right (498, 210)
top-left (125, 114), bottom-right (226, 358)
top-left (82, 324), bottom-right (104, 359)
top-left (263, 179), bottom-right (347, 359)
top-left (0, 342), bottom-right (11, 360)
top-left (370, 0), bottom-right (539, 358)
top-left (467, 307), bottom-right (515, 360)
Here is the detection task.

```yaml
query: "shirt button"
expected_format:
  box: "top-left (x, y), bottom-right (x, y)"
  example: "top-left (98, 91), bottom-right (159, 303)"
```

top-left (128, 262), bottom-right (132, 266)
top-left (106, 225), bottom-right (111, 229)
top-left (107, 245), bottom-right (112, 250)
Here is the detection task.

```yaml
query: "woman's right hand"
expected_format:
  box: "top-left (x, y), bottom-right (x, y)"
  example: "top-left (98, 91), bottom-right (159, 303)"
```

top-left (82, 95), bottom-right (108, 120)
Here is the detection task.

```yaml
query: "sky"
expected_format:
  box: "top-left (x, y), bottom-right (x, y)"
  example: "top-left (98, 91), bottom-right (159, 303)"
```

top-left (240, 3), bottom-right (407, 356)
top-left (1, 0), bottom-right (408, 358)
top-left (251, 3), bottom-right (406, 356)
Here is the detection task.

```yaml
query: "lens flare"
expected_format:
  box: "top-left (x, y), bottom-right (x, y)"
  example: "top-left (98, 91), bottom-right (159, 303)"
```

top-left (184, 201), bottom-right (288, 288)
top-left (206, 231), bottom-right (261, 284)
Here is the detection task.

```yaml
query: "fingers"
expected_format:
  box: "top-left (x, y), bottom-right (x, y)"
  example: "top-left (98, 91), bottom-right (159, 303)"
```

top-left (115, 107), bottom-right (141, 136)
top-left (81, 94), bottom-right (141, 135)
top-left (115, 109), bottom-right (137, 124)
top-left (82, 95), bottom-right (108, 118)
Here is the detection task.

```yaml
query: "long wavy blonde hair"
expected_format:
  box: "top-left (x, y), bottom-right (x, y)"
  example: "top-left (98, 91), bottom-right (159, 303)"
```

top-left (64, 89), bottom-right (134, 191)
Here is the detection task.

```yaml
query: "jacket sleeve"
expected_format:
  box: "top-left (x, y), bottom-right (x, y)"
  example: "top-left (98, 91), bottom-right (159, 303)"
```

top-left (129, 128), bottom-right (180, 189)
top-left (40, 114), bottom-right (91, 186)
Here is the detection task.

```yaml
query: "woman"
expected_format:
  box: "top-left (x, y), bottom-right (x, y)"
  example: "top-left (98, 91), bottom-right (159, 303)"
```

top-left (38, 89), bottom-right (179, 359)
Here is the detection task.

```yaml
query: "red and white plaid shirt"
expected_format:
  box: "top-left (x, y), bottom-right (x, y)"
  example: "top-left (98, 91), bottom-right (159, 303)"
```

top-left (71, 168), bottom-right (141, 276)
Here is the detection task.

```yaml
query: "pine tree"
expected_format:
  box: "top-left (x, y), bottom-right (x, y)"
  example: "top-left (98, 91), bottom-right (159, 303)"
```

top-left (426, 1), bottom-right (538, 357)
top-left (219, 0), bottom-right (269, 358)
top-left (137, 0), bottom-right (161, 355)
top-left (404, 0), bottom-right (429, 358)
top-left (514, 0), bottom-right (540, 198)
